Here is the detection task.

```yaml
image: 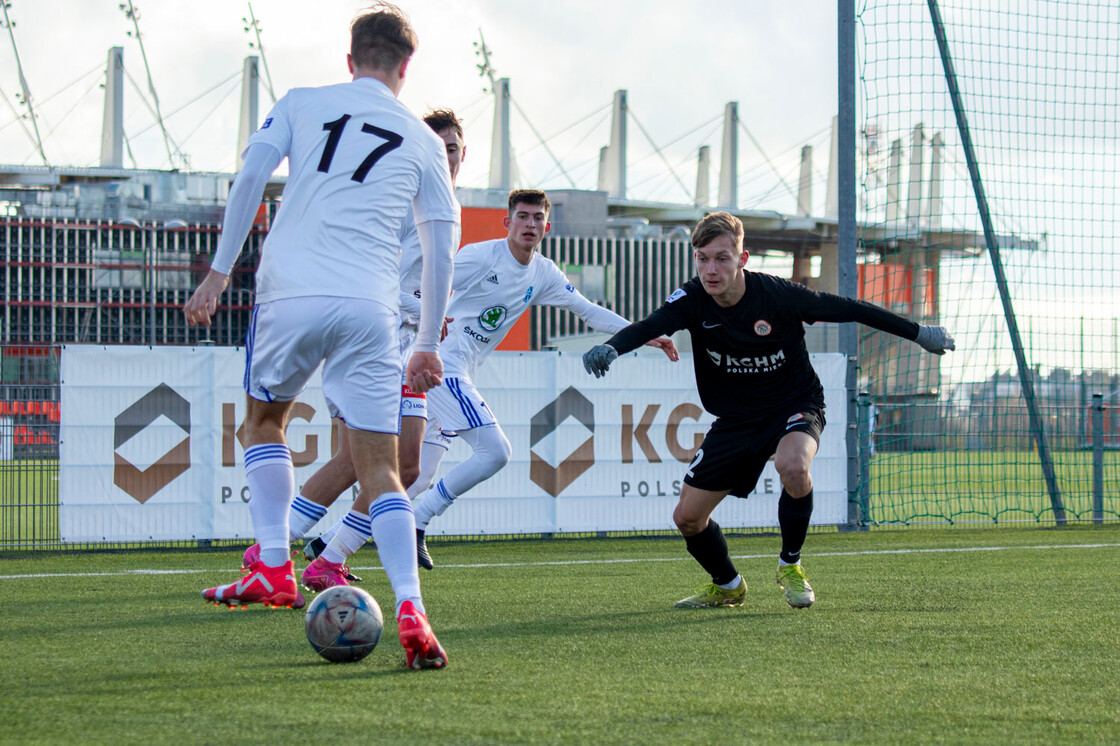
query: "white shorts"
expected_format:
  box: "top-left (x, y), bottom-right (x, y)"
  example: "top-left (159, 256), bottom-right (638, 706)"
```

top-left (244, 297), bottom-right (402, 433)
top-left (398, 321), bottom-right (426, 420)
top-left (421, 411), bottom-right (455, 450)
top-left (425, 375), bottom-right (497, 436)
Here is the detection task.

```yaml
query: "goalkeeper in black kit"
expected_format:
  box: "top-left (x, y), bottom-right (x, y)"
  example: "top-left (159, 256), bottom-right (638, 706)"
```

top-left (582, 212), bottom-right (955, 609)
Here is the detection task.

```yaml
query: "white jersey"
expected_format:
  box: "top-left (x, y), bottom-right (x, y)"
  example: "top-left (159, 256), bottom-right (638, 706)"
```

top-left (440, 238), bottom-right (632, 377)
top-left (248, 77), bottom-right (460, 305)
top-left (397, 209), bottom-right (460, 326)
top-left (397, 209), bottom-right (422, 325)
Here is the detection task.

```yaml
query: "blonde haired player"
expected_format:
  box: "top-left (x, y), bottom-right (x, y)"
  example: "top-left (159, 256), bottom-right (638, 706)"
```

top-left (184, 4), bottom-right (455, 670)
top-left (243, 109), bottom-right (466, 588)
top-left (583, 211), bottom-right (955, 610)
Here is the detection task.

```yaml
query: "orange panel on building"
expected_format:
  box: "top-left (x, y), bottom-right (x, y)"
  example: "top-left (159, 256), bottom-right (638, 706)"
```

top-left (460, 206), bottom-right (506, 248)
top-left (858, 263), bottom-right (912, 308)
top-left (458, 207), bottom-right (530, 351)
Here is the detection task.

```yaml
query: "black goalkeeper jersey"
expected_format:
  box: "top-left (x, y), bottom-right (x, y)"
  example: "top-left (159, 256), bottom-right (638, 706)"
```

top-left (605, 271), bottom-right (920, 421)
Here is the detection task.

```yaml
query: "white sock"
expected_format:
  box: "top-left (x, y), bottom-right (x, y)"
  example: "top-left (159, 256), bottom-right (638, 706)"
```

top-left (244, 444), bottom-right (294, 567)
top-left (413, 479), bottom-right (457, 530)
top-left (368, 492), bottom-right (424, 616)
top-left (288, 495), bottom-right (328, 540)
top-left (321, 510), bottom-right (371, 564)
top-left (717, 575), bottom-right (743, 590)
top-left (319, 523), bottom-right (340, 545)
top-left (407, 441), bottom-right (449, 499)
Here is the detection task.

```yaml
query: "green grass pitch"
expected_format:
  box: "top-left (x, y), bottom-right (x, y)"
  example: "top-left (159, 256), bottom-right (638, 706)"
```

top-left (2, 526), bottom-right (1119, 745)
top-left (6, 451), bottom-right (1118, 544)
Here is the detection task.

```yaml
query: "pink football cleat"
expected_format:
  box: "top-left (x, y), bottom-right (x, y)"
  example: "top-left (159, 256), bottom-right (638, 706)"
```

top-left (300, 556), bottom-right (352, 593)
top-left (241, 542), bottom-right (260, 570)
top-left (397, 600), bottom-right (447, 670)
top-left (202, 560), bottom-right (305, 610)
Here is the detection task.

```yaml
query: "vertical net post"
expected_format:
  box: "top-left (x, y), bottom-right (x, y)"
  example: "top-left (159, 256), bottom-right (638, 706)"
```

top-left (838, 0), bottom-right (862, 529)
top-left (858, 392), bottom-right (873, 525)
top-left (1092, 393), bottom-right (1104, 524)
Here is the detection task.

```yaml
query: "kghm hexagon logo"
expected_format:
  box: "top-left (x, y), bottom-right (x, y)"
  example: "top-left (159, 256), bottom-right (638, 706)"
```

top-left (529, 386), bottom-right (594, 497)
top-left (113, 383), bottom-right (191, 503)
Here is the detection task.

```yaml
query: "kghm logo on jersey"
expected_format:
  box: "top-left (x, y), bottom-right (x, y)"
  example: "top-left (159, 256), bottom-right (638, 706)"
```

top-left (754, 319), bottom-right (772, 336)
top-left (478, 305), bottom-right (508, 332)
top-left (705, 348), bottom-right (786, 374)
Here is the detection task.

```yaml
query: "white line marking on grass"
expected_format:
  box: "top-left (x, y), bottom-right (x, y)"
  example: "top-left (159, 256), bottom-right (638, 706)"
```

top-left (0, 542), bottom-right (1117, 581)
top-left (0, 569), bottom-right (212, 579)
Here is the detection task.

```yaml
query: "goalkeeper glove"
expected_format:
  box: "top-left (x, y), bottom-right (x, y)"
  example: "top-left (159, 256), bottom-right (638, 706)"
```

top-left (915, 325), bottom-right (956, 355)
top-left (583, 344), bottom-right (619, 378)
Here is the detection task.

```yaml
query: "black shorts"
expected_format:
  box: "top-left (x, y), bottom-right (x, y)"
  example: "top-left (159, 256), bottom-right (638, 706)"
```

top-left (683, 405), bottom-right (825, 498)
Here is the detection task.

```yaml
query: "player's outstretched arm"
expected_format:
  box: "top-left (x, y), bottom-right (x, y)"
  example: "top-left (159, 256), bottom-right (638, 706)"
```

top-left (583, 344), bottom-right (619, 378)
top-left (915, 325), bottom-right (956, 355)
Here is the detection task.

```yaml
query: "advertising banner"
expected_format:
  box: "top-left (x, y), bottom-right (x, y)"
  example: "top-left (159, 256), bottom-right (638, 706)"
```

top-left (60, 346), bottom-right (847, 542)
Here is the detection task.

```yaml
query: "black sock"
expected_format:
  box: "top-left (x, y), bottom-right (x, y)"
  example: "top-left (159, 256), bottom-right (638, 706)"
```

top-left (778, 489), bottom-right (814, 564)
top-left (683, 520), bottom-right (738, 585)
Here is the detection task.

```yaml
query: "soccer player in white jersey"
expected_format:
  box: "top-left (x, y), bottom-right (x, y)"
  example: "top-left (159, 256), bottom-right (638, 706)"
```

top-left (404, 189), bottom-right (678, 569)
top-left (242, 109), bottom-right (466, 591)
top-left (182, 5), bottom-right (456, 670)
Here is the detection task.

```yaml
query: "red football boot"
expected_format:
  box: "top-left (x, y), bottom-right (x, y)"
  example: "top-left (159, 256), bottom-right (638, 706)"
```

top-left (397, 600), bottom-right (447, 670)
top-left (202, 559), bottom-right (305, 610)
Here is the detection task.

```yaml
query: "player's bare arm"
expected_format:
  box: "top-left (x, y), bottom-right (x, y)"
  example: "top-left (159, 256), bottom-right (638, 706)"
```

top-left (645, 337), bottom-right (679, 361)
top-left (406, 350), bottom-right (443, 394)
top-left (183, 270), bottom-right (230, 327)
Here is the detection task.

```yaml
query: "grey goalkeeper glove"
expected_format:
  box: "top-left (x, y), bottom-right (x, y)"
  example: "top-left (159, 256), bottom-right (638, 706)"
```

top-left (915, 325), bottom-right (956, 355)
top-left (583, 344), bottom-right (619, 378)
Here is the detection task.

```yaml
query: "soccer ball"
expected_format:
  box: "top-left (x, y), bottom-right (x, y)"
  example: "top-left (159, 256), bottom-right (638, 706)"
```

top-left (304, 585), bottom-right (384, 663)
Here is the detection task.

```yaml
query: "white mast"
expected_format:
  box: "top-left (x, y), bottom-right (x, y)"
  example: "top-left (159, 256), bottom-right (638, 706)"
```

top-left (1, 1), bottom-right (49, 167)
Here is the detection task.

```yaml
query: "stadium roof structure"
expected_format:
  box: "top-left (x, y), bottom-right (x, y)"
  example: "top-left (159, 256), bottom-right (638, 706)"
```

top-left (0, 49), bottom-right (1035, 283)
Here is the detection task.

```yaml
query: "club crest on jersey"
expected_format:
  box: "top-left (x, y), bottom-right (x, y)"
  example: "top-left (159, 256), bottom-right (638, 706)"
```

top-left (524, 286), bottom-right (534, 303)
top-left (754, 319), bottom-right (772, 336)
top-left (478, 305), bottom-right (508, 332)
top-left (666, 288), bottom-right (686, 303)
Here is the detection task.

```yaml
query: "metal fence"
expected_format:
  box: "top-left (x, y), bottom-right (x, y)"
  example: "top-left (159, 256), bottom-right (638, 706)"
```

top-left (1, 218), bottom-right (262, 347)
top-left (1, 218), bottom-right (691, 353)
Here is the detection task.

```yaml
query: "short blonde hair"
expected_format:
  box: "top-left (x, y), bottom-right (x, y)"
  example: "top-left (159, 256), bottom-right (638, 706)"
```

top-left (350, 3), bottom-right (417, 72)
top-left (691, 211), bottom-right (744, 250)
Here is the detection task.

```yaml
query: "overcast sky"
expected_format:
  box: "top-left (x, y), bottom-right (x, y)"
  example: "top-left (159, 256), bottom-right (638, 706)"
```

top-left (0, 0), bottom-right (838, 210)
